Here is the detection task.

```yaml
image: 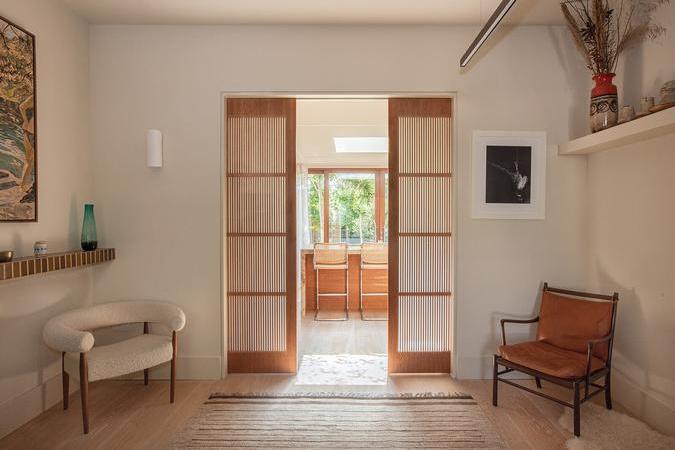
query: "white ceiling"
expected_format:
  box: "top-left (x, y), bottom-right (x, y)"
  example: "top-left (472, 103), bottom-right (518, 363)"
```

top-left (296, 99), bottom-right (388, 167)
top-left (61, 0), bottom-right (564, 26)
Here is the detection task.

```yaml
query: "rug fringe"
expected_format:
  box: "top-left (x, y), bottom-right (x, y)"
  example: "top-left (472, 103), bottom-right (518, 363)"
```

top-left (209, 391), bottom-right (473, 400)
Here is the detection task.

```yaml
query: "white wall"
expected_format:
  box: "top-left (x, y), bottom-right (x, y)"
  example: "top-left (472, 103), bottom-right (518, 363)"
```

top-left (88, 24), bottom-right (590, 381)
top-left (585, 5), bottom-right (675, 436)
top-left (615, 5), bottom-right (675, 117)
top-left (0, 0), bottom-right (92, 438)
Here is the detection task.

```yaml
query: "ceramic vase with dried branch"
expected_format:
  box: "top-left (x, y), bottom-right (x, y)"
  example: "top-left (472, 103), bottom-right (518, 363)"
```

top-left (561, 0), bottom-right (670, 132)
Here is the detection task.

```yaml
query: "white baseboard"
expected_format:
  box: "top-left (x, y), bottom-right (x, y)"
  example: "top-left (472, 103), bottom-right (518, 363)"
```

top-left (456, 355), bottom-right (528, 380)
top-left (0, 373), bottom-right (78, 440)
top-left (455, 355), bottom-right (491, 379)
top-left (458, 354), bottom-right (674, 437)
top-left (0, 356), bottom-right (221, 440)
top-left (612, 366), bottom-right (675, 436)
top-left (123, 356), bottom-right (222, 381)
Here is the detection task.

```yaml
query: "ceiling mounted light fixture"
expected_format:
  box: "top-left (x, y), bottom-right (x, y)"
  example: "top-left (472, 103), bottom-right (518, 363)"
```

top-left (460, 0), bottom-right (518, 67)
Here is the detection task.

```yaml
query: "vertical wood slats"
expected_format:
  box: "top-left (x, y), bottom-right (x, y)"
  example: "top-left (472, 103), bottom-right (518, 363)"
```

top-left (227, 178), bottom-right (286, 233)
top-left (227, 236), bottom-right (286, 293)
top-left (398, 296), bottom-right (451, 352)
top-left (399, 177), bottom-right (451, 233)
top-left (227, 117), bottom-right (286, 174)
top-left (398, 116), bottom-right (451, 174)
top-left (389, 98), bottom-right (452, 373)
top-left (225, 98), bottom-right (296, 373)
top-left (399, 237), bottom-right (452, 294)
top-left (228, 296), bottom-right (286, 352)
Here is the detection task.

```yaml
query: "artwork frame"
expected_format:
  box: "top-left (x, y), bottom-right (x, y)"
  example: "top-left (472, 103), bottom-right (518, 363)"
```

top-left (472, 131), bottom-right (546, 220)
top-left (1, 15), bottom-right (37, 222)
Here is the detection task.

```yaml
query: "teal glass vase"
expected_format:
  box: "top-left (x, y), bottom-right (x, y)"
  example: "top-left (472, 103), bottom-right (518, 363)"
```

top-left (81, 204), bottom-right (98, 251)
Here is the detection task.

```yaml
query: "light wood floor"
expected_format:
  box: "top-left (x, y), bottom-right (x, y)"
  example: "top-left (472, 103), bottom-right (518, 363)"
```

top-left (0, 376), bottom-right (602, 450)
top-left (0, 319), bottom-right (610, 449)
top-left (298, 315), bottom-right (387, 356)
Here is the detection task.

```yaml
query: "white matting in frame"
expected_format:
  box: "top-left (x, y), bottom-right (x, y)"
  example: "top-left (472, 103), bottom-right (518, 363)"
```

top-left (472, 131), bottom-right (546, 220)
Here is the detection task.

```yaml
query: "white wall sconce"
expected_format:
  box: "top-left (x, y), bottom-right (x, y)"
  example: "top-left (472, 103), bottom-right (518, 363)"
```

top-left (146, 129), bottom-right (163, 168)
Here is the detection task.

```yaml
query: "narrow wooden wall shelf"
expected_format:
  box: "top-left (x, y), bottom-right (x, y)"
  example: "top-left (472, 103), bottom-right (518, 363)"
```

top-left (0, 248), bottom-right (115, 282)
top-left (559, 106), bottom-right (675, 155)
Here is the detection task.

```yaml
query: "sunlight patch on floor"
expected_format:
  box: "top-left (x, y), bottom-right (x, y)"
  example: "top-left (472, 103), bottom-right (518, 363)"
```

top-left (295, 354), bottom-right (388, 386)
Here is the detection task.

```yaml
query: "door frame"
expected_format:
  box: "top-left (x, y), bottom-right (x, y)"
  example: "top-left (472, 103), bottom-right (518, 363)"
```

top-left (220, 92), bottom-right (458, 378)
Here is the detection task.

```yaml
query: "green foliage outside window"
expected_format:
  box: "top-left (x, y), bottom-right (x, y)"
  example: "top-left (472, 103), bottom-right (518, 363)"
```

top-left (307, 172), bottom-right (378, 244)
top-left (328, 173), bottom-right (375, 244)
top-left (308, 174), bottom-right (324, 243)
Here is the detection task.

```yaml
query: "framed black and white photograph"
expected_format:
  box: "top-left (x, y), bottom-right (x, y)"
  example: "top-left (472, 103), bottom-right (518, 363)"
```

top-left (472, 131), bottom-right (546, 219)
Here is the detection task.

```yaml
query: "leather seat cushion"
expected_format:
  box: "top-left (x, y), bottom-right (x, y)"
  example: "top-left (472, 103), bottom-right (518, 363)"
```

top-left (499, 341), bottom-right (605, 379)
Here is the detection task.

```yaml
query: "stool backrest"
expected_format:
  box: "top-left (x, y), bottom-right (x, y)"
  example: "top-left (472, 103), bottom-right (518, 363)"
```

top-left (361, 242), bottom-right (388, 265)
top-left (314, 243), bottom-right (348, 265)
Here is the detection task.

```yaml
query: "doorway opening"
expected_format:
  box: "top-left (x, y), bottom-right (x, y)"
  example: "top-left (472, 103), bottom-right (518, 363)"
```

top-left (224, 95), bottom-right (454, 380)
top-left (297, 99), bottom-right (389, 385)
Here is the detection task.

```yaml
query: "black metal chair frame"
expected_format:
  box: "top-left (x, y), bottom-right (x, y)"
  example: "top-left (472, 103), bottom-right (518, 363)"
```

top-left (492, 283), bottom-right (619, 437)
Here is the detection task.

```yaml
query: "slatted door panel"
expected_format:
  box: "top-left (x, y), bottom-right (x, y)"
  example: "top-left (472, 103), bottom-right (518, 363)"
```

top-left (226, 98), bottom-right (296, 373)
top-left (388, 98), bottom-right (452, 373)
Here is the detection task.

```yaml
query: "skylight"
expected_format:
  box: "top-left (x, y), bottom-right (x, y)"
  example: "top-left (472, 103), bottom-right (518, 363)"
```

top-left (334, 137), bottom-right (388, 153)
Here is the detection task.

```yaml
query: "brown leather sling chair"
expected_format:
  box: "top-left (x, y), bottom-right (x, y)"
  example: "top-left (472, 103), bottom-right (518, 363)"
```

top-left (493, 283), bottom-right (619, 437)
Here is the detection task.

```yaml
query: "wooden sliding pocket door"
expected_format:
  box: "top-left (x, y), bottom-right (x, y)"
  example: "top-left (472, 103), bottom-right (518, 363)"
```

top-left (388, 98), bottom-right (453, 373)
top-left (226, 98), bottom-right (297, 373)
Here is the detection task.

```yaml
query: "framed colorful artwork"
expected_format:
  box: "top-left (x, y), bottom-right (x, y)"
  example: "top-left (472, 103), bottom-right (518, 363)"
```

top-left (1, 16), bottom-right (37, 221)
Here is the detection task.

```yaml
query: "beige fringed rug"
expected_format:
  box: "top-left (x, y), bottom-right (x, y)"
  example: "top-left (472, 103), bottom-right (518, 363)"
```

top-left (171, 392), bottom-right (505, 449)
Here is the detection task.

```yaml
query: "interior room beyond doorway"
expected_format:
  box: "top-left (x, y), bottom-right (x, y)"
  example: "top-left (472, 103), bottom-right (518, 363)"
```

top-left (296, 99), bottom-right (389, 384)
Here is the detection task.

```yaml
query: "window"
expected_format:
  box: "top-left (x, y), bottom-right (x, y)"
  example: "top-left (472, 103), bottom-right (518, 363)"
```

top-left (308, 169), bottom-right (388, 244)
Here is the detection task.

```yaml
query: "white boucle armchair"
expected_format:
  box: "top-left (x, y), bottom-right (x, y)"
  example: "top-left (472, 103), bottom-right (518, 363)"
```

top-left (43, 301), bottom-right (186, 434)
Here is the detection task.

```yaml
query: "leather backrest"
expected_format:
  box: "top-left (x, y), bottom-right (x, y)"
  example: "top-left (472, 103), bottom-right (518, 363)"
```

top-left (537, 291), bottom-right (613, 360)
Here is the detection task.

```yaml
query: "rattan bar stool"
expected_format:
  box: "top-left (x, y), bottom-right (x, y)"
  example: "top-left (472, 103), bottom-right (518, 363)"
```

top-left (313, 243), bottom-right (349, 321)
top-left (359, 242), bottom-right (388, 321)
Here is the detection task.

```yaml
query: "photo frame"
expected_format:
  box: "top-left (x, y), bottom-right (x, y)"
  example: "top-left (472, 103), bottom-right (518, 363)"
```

top-left (472, 131), bottom-right (546, 220)
top-left (1, 16), bottom-right (37, 222)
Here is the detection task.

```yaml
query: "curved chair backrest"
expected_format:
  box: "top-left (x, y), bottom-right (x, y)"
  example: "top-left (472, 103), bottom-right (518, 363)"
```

top-left (44, 301), bottom-right (186, 353)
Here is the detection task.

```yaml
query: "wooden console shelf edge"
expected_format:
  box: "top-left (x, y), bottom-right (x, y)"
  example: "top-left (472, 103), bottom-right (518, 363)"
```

top-left (558, 106), bottom-right (675, 155)
top-left (0, 248), bottom-right (115, 282)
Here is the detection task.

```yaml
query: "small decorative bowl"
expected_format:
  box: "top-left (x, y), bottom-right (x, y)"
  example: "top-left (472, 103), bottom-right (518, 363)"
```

top-left (0, 250), bottom-right (14, 263)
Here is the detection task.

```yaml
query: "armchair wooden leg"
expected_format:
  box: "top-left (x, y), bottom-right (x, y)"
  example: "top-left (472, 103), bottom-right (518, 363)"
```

top-left (79, 353), bottom-right (89, 434)
top-left (144, 322), bottom-right (149, 385)
top-left (170, 331), bottom-right (177, 403)
top-left (492, 355), bottom-right (498, 406)
top-left (573, 381), bottom-right (581, 437)
top-left (62, 353), bottom-right (69, 410)
top-left (605, 371), bottom-right (613, 410)
top-left (535, 377), bottom-right (542, 389)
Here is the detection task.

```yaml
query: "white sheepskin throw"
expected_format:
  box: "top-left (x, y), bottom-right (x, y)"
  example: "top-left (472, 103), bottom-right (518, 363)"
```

top-left (559, 403), bottom-right (675, 450)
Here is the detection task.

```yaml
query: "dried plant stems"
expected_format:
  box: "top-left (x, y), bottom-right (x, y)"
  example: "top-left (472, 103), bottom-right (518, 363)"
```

top-left (561, 0), bottom-right (670, 75)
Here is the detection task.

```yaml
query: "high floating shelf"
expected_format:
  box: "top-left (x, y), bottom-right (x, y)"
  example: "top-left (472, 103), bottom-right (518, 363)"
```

top-left (0, 248), bottom-right (115, 282)
top-left (559, 106), bottom-right (675, 155)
